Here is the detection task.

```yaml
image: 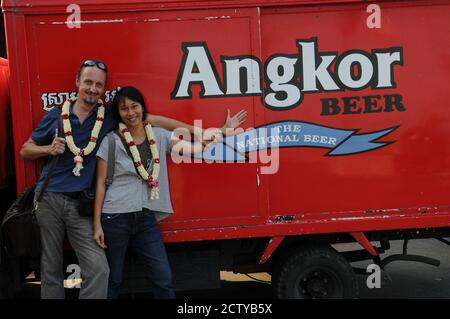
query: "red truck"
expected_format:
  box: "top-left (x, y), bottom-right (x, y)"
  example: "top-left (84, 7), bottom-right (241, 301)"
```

top-left (1, 0), bottom-right (449, 298)
top-left (0, 57), bottom-right (13, 213)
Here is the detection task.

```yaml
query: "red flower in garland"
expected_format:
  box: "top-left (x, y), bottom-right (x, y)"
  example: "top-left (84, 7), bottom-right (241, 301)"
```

top-left (149, 139), bottom-right (156, 145)
top-left (150, 181), bottom-right (158, 188)
top-left (62, 114), bottom-right (70, 120)
top-left (128, 141), bottom-right (135, 147)
top-left (64, 131), bottom-right (72, 137)
top-left (154, 158), bottom-right (160, 164)
top-left (90, 136), bottom-right (97, 142)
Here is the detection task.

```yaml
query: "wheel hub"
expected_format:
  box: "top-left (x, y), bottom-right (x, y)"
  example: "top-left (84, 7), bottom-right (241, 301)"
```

top-left (299, 271), bottom-right (334, 298)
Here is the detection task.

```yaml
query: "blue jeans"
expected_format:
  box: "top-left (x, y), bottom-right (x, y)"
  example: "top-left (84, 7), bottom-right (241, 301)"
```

top-left (101, 209), bottom-right (175, 299)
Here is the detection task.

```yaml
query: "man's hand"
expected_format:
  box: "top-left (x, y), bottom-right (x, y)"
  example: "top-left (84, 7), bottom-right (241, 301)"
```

top-left (48, 128), bottom-right (66, 156)
top-left (191, 109), bottom-right (247, 144)
top-left (221, 109), bottom-right (247, 136)
top-left (224, 109), bottom-right (247, 130)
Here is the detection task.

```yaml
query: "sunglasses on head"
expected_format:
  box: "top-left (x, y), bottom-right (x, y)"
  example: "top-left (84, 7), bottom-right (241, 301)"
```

top-left (81, 60), bottom-right (108, 72)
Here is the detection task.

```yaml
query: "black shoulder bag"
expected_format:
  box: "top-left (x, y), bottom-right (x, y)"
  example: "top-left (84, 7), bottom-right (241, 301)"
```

top-left (1, 114), bottom-right (63, 258)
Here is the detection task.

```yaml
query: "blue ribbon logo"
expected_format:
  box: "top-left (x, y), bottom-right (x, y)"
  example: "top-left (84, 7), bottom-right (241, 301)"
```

top-left (196, 121), bottom-right (398, 161)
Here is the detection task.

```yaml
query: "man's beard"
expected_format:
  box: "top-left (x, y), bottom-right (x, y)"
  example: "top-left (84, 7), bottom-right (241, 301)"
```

top-left (83, 95), bottom-right (98, 106)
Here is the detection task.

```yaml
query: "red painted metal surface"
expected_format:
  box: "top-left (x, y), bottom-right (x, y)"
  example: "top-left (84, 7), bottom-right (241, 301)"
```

top-left (0, 0), bottom-right (375, 12)
top-left (350, 232), bottom-right (378, 257)
top-left (0, 58), bottom-right (12, 191)
top-left (2, 0), bottom-right (450, 243)
top-left (259, 236), bottom-right (285, 264)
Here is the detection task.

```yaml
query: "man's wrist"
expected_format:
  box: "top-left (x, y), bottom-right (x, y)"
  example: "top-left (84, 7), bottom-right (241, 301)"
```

top-left (44, 145), bottom-right (52, 156)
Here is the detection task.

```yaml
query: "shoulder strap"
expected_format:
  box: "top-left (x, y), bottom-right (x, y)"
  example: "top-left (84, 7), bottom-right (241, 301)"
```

top-left (114, 130), bottom-right (143, 176)
top-left (36, 109), bottom-right (63, 203)
top-left (115, 130), bottom-right (132, 158)
top-left (105, 131), bottom-right (116, 189)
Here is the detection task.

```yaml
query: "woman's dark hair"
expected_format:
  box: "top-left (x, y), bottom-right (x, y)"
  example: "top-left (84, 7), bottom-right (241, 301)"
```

top-left (111, 86), bottom-right (148, 129)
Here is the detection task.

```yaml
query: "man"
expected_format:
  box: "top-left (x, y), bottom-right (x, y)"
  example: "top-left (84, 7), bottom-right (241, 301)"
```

top-left (20, 59), bottom-right (246, 299)
top-left (20, 60), bottom-right (112, 299)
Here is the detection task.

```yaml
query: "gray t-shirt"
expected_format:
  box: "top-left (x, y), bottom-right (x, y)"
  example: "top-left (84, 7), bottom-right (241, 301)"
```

top-left (96, 127), bottom-right (174, 221)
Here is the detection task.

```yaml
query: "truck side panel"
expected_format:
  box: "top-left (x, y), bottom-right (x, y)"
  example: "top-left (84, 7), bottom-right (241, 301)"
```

top-left (260, 2), bottom-right (450, 217)
top-left (3, 0), bottom-right (450, 243)
top-left (17, 7), bottom-right (268, 229)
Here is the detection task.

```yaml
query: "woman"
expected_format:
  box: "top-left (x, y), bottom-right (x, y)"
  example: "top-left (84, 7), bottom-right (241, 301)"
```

top-left (93, 86), bottom-right (223, 299)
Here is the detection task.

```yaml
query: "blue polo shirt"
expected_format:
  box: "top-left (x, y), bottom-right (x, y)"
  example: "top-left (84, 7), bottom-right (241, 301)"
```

top-left (32, 102), bottom-right (116, 193)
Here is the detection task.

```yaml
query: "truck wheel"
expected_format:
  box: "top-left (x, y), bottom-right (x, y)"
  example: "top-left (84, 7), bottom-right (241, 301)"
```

top-left (272, 245), bottom-right (358, 299)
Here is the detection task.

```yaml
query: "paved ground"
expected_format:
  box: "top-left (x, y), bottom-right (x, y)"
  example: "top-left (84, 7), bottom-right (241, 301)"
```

top-left (178, 238), bottom-right (450, 299)
top-left (351, 238), bottom-right (450, 299)
top-left (13, 238), bottom-right (450, 299)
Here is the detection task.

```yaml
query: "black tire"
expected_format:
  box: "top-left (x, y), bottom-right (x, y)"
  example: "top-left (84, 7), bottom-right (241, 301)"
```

top-left (272, 245), bottom-right (358, 299)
